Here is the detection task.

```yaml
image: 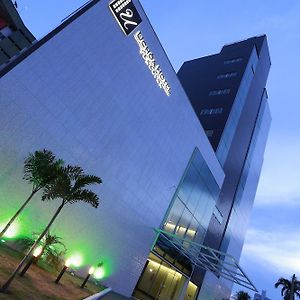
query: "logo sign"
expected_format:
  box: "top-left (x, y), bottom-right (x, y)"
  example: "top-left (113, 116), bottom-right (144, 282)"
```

top-left (134, 31), bottom-right (171, 96)
top-left (109, 0), bottom-right (142, 36)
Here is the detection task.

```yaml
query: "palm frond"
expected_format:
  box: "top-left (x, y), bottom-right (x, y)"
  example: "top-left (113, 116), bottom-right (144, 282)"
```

top-left (68, 189), bottom-right (99, 208)
top-left (275, 278), bottom-right (291, 289)
top-left (282, 286), bottom-right (288, 296)
top-left (73, 175), bottom-right (102, 190)
top-left (23, 149), bottom-right (64, 191)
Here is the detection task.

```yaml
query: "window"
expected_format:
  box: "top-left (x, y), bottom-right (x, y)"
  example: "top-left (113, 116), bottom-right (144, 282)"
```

top-left (162, 148), bottom-right (220, 243)
top-left (205, 130), bottom-right (214, 137)
top-left (209, 89), bottom-right (230, 96)
top-left (217, 72), bottom-right (237, 79)
top-left (200, 108), bottom-right (223, 115)
top-left (224, 57), bottom-right (243, 64)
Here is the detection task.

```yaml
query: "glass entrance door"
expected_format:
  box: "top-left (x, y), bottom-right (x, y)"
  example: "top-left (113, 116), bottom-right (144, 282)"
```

top-left (133, 254), bottom-right (187, 300)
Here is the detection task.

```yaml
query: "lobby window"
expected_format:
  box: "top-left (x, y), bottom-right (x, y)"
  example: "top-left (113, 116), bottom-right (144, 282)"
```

top-left (217, 72), bottom-right (237, 79)
top-left (224, 57), bottom-right (243, 64)
top-left (200, 108), bottom-right (223, 115)
top-left (162, 148), bottom-right (220, 244)
top-left (209, 89), bottom-right (230, 96)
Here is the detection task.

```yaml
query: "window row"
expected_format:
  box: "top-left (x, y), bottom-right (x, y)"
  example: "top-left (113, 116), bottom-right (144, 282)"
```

top-left (217, 72), bottom-right (237, 79)
top-left (209, 89), bottom-right (230, 96)
top-left (224, 57), bottom-right (243, 64)
top-left (200, 108), bottom-right (223, 115)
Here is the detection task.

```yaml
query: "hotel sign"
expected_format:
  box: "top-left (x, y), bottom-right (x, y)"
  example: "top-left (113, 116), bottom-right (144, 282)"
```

top-left (109, 0), bottom-right (142, 35)
top-left (109, 1), bottom-right (171, 96)
top-left (134, 31), bottom-right (171, 96)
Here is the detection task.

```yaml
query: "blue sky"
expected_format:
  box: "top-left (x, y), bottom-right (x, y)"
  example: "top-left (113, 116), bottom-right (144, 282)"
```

top-left (15, 0), bottom-right (300, 299)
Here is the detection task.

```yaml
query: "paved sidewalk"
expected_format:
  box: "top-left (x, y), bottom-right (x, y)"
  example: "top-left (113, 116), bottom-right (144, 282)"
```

top-left (101, 291), bottom-right (133, 299)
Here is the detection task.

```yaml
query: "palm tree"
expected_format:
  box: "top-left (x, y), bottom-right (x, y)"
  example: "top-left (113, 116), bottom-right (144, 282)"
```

top-left (18, 231), bottom-right (67, 276)
top-left (235, 291), bottom-right (251, 300)
top-left (275, 274), bottom-right (300, 300)
top-left (17, 231), bottom-right (66, 271)
top-left (0, 149), bottom-right (63, 238)
top-left (0, 164), bottom-right (101, 292)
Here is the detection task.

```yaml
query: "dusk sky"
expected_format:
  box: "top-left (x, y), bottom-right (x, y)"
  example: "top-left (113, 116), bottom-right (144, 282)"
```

top-left (14, 0), bottom-right (300, 299)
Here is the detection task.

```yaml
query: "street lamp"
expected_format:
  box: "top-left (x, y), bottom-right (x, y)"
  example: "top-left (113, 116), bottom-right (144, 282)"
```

top-left (93, 262), bottom-right (104, 280)
top-left (55, 258), bottom-right (72, 284)
top-left (19, 246), bottom-right (43, 277)
top-left (80, 266), bottom-right (95, 288)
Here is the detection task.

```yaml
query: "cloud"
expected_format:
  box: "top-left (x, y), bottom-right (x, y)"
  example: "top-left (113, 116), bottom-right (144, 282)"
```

top-left (254, 195), bottom-right (300, 207)
top-left (242, 228), bottom-right (300, 275)
top-left (256, 2), bottom-right (300, 32)
top-left (254, 137), bottom-right (300, 207)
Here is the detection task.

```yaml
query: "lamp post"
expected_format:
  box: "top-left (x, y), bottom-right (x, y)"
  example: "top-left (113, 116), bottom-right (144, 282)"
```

top-left (55, 258), bottom-right (72, 284)
top-left (81, 266), bottom-right (95, 288)
top-left (19, 246), bottom-right (43, 277)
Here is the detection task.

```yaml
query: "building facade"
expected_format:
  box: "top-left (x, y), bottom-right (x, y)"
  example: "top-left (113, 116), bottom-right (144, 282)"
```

top-left (0, 0), bottom-right (271, 299)
top-left (177, 36), bottom-right (271, 298)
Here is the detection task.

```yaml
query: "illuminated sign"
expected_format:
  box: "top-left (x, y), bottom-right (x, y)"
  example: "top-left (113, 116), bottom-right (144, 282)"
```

top-left (134, 31), bottom-right (171, 96)
top-left (109, 0), bottom-right (142, 35)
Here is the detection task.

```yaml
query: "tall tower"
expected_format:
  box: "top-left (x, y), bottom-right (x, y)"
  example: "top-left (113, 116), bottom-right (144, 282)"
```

top-left (177, 36), bottom-right (271, 298)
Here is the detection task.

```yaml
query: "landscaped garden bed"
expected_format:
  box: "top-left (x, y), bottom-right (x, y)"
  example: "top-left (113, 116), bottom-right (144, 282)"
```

top-left (0, 242), bottom-right (104, 300)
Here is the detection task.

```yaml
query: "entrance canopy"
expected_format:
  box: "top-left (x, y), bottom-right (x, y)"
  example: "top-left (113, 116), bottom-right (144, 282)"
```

top-left (153, 229), bottom-right (257, 292)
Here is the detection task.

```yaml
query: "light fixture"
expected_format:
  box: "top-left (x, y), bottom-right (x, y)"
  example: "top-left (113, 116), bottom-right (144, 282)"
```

top-left (80, 266), bottom-right (95, 289)
top-left (19, 246), bottom-right (43, 277)
top-left (55, 258), bottom-right (72, 284)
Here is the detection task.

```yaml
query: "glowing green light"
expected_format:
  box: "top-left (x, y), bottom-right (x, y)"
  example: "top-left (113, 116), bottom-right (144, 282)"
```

top-left (68, 254), bottom-right (83, 267)
top-left (93, 267), bottom-right (105, 279)
top-left (0, 222), bottom-right (19, 238)
top-left (1, 239), bottom-right (5, 243)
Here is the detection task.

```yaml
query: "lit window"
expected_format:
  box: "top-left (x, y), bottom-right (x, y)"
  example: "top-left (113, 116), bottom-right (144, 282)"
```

top-left (200, 108), bottom-right (223, 115)
top-left (224, 57), bottom-right (243, 64)
top-left (217, 72), bottom-right (237, 79)
top-left (205, 130), bottom-right (214, 137)
top-left (209, 89), bottom-right (230, 96)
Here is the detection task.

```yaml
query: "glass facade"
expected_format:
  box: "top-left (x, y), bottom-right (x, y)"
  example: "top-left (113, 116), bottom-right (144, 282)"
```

top-left (134, 148), bottom-right (220, 299)
top-left (217, 48), bottom-right (259, 165)
top-left (162, 148), bottom-right (220, 245)
top-left (218, 89), bottom-right (271, 292)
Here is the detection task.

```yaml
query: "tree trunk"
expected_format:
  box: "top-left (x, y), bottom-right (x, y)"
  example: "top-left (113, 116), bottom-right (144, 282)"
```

top-left (0, 190), bottom-right (36, 238)
top-left (290, 274), bottom-right (296, 300)
top-left (0, 203), bottom-right (64, 293)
